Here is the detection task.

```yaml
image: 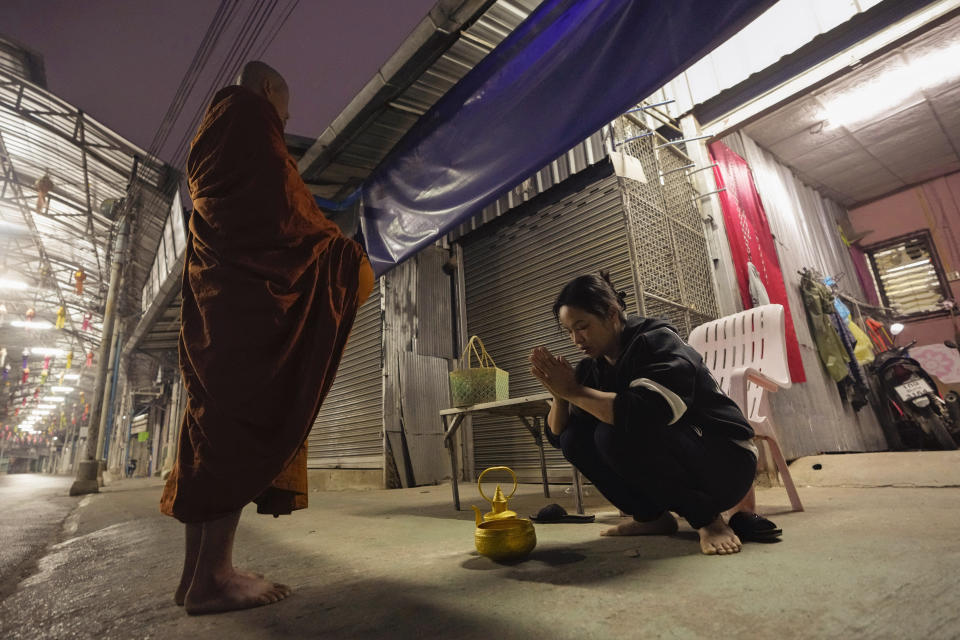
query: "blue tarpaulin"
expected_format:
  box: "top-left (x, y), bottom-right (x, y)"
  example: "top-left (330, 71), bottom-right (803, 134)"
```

top-left (358, 0), bottom-right (773, 275)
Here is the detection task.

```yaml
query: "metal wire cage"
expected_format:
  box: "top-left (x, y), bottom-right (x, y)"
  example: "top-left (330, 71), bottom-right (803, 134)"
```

top-left (612, 115), bottom-right (719, 337)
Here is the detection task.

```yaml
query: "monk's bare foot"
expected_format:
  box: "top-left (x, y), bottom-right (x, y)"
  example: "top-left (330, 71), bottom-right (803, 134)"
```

top-left (698, 516), bottom-right (742, 555)
top-left (601, 511), bottom-right (678, 536)
top-left (175, 568), bottom-right (264, 606)
top-left (184, 569), bottom-right (291, 615)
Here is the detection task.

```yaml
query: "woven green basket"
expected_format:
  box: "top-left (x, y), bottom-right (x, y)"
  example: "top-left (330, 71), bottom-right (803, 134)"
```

top-left (449, 336), bottom-right (509, 407)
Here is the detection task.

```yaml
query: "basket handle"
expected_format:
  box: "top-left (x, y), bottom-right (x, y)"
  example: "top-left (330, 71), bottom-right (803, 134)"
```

top-left (460, 335), bottom-right (497, 369)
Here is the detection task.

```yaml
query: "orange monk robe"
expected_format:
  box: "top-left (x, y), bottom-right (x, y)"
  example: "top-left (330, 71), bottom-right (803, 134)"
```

top-left (161, 86), bottom-right (374, 523)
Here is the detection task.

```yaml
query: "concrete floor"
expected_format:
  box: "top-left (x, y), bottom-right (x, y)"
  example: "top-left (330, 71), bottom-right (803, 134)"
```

top-left (1, 452), bottom-right (959, 639)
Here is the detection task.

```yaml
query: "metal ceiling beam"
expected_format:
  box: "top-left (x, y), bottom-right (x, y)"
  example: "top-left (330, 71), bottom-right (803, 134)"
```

top-left (0, 79), bottom-right (131, 182)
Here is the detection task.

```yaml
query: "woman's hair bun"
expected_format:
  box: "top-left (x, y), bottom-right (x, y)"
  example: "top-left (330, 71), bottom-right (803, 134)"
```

top-left (615, 290), bottom-right (627, 310)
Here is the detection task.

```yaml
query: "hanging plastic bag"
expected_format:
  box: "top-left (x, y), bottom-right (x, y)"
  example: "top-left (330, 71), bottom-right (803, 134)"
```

top-left (848, 319), bottom-right (875, 365)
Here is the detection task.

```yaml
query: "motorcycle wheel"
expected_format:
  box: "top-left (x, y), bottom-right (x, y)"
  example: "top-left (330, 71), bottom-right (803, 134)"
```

top-left (917, 413), bottom-right (959, 450)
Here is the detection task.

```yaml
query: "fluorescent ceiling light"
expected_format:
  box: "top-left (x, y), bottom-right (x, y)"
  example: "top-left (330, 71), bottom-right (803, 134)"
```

top-left (9, 320), bottom-right (53, 329)
top-left (0, 278), bottom-right (29, 290)
top-left (63, 374), bottom-right (81, 381)
top-left (30, 347), bottom-right (66, 356)
top-left (36, 404), bottom-right (56, 409)
top-left (703, 2), bottom-right (960, 137)
top-left (45, 396), bottom-right (66, 403)
top-left (823, 42), bottom-right (960, 129)
top-left (0, 220), bottom-right (29, 233)
top-left (51, 386), bottom-right (74, 393)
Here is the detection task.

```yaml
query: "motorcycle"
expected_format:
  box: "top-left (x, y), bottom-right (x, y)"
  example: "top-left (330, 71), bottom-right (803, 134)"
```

top-left (872, 339), bottom-right (958, 450)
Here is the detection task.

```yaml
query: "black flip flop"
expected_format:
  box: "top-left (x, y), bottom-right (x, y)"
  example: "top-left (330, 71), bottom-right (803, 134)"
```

top-left (530, 503), bottom-right (596, 523)
top-left (729, 512), bottom-right (782, 541)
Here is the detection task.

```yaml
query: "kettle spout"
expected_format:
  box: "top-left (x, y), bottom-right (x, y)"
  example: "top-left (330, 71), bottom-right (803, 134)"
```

top-left (471, 505), bottom-right (483, 526)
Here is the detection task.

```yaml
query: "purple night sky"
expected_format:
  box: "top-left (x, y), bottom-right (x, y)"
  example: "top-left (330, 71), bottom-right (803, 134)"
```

top-left (0, 0), bottom-right (437, 167)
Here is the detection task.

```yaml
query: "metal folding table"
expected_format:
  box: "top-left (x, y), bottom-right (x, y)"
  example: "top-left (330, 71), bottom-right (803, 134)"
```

top-left (439, 393), bottom-right (584, 514)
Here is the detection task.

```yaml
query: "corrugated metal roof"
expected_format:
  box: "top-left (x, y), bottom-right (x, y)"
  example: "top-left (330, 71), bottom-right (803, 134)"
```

top-left (0, 50), bottom-right (173, 429)
top-left (299, 0), bottom-right (542, 199)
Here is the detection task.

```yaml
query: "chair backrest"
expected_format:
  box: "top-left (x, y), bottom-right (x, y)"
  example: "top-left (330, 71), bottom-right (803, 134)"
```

top-left (687, 304), bottom-right (791, 420)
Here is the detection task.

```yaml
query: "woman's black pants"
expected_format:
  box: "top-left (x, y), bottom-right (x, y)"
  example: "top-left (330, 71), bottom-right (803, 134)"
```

top-left (550, 419), bottom-right (756, 529)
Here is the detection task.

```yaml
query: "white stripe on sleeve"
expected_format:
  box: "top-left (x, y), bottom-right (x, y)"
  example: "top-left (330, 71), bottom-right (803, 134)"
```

top-left (628, 377), bottom-right (687, 425)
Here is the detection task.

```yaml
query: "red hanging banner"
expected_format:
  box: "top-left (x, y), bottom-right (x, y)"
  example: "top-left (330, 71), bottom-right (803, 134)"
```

top-left (709, 141), bottom-right (806, 383)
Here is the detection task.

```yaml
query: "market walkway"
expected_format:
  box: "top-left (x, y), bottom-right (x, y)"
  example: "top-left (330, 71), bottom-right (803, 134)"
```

top-left (1, 452), bottom-right (959, 639)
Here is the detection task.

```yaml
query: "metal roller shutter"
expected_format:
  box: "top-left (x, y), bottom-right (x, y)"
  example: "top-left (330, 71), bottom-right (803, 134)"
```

top-left (461, 171), bottom-right (636, 483)
top-left (307, 283), bottom-right (383, 468)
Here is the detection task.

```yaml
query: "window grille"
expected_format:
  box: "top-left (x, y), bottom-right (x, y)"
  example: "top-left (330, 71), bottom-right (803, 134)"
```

top-left (866, 230), bottom-right (951, 317)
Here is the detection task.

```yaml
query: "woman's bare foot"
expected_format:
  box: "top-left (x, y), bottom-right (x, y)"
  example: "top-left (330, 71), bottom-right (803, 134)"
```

top-left (601, 511), bottom-right (678, 536)
top-left (184, 569), bottom-right (291, 615)
top-left (175, 568), bottom-right (264, 606)
top-left (698, 516), bottom-right (742, 555)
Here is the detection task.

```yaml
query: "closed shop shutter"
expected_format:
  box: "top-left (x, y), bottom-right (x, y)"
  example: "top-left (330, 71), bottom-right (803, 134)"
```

top-left (307, 283), bottom-right (383, 468)
top-left (460, 170), bottom-right (637, 483)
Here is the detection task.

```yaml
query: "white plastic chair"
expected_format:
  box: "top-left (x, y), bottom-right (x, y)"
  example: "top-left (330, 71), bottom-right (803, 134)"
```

top-left (687, 304), bottom-right (804, 512)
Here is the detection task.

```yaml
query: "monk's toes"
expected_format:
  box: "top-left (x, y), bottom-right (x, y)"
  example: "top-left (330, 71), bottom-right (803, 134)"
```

top-left (267, 583), bottom-right (291, 600)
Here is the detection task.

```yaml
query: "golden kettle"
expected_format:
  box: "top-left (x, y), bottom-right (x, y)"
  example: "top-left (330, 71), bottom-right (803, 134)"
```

top-left (471, 466), bottom-right (536, 561)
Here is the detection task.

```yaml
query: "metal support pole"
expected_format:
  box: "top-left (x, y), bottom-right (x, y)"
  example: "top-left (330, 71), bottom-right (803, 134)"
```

top-left (94, 328), bottom-right (122, 481)
top-left (654, 133), bottom-right (714, 149)
top-left (70, 217), bottom-right (129, 496)
top-left (623, 99), bottom-right (676, 114)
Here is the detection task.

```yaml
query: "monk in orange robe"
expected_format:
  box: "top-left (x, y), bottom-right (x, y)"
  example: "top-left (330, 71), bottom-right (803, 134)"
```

top-left (160, 61), bottom-right (374, 615)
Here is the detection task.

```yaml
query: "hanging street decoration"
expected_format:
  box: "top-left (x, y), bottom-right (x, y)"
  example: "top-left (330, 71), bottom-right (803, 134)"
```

top-left (35, 173), bottom-right (53, 214)
top-left (55, 306), bottom-right (66, 329)
top-left (85, 351), bottom-right (93, 367)
top-left (74, 269), bottom-right (86, 296)
top-left (81, 314), bottom-right (91, 331)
